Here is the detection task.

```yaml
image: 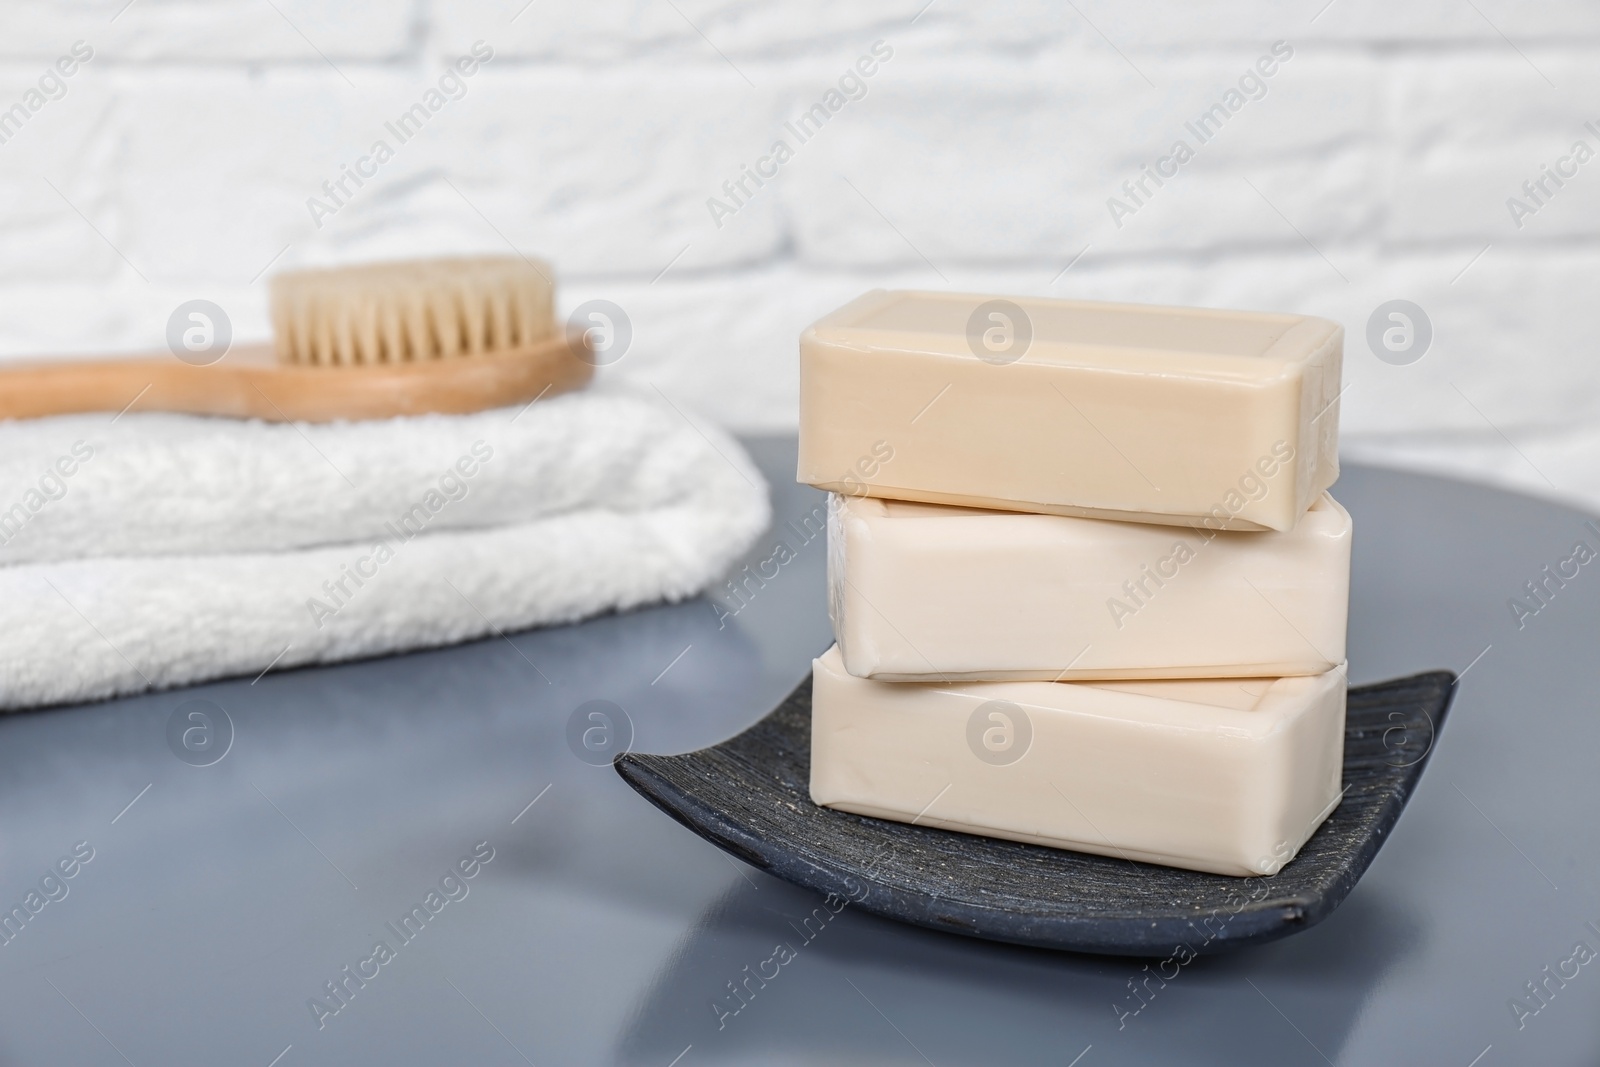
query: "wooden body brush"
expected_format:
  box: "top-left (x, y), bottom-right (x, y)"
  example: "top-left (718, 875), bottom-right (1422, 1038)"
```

top-left (0, 256), bottom-right (594, 422)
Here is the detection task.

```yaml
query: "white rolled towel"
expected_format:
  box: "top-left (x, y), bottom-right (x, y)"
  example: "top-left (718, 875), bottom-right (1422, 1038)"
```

top-left (0, 386), bottom-right (769, 710)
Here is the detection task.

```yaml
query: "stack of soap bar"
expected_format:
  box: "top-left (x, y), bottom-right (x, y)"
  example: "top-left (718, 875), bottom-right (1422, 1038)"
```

top-left (799, 289), bottom-right (1342, 531)
top-left (811, 647), bottom-right (1345, 877)
top-left (828, 491), bottom-right (1351, 681)
top-left (800, 290), bottom-right (1351, 877)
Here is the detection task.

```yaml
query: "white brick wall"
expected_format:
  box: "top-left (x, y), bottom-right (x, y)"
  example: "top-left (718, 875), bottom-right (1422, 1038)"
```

top-left (3, 0), bottom-right (1599, 512)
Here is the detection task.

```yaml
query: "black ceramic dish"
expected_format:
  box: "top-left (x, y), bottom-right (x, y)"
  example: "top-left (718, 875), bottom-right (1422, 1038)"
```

top-left (616, 670), bottom-right (1455, 957)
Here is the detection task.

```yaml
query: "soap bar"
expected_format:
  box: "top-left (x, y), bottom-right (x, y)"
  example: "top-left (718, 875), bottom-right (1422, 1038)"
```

top-left (809, 646), bottom-right (1346, 877)
top-left (829, 491), bottom-right (1351, 681)
top-left (798, 290), bottom-right (1342, 531)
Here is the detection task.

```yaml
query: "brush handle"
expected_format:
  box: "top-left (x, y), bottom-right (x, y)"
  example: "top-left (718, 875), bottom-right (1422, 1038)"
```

top-left (0, 334), bottom-right (594, 422)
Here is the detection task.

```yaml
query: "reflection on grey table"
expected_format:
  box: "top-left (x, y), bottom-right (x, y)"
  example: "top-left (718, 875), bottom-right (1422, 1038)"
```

top-left (1, 437), bottom-right (1597, 1066)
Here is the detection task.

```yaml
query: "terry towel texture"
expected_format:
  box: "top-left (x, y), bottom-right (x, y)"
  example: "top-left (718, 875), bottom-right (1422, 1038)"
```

top-left (0, 387), bottom-right (770, 710)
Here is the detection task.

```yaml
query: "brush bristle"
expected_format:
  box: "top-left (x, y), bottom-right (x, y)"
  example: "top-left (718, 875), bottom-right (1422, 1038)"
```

top-left (269, 256), bottom-right (556, 366)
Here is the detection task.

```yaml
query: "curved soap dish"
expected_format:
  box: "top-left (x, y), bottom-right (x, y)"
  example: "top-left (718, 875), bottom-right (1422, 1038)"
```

top-left (616, 670), bottom-right (1455, 956)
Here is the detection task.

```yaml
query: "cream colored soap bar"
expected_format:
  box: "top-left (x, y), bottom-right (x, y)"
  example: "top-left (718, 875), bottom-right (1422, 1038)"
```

top-left (829, 491), bottom-right (1350, 681)
top-left (810, 646), bottom-right (1346, 877)
top-left (798, 290), bottom-right (1342, 532)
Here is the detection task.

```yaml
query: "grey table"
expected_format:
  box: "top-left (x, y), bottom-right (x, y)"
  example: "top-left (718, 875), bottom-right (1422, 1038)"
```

top-left (2, 438), bottom-right (1597, 1066)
